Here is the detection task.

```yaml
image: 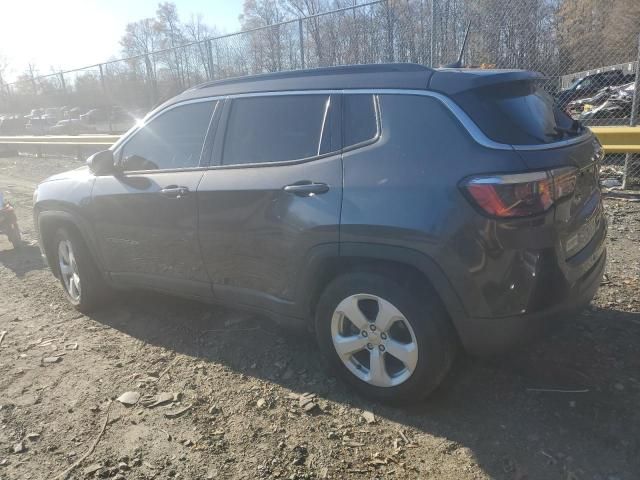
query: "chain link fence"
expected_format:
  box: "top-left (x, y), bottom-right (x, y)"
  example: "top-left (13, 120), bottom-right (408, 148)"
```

top-left (0, 0), bottom-right (639, 186)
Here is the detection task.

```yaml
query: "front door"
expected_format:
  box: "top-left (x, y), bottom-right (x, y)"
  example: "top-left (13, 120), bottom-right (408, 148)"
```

top-left (90, 100), bottom-right (217, 297)
top-left (197, 93), bottom-right (342, 313)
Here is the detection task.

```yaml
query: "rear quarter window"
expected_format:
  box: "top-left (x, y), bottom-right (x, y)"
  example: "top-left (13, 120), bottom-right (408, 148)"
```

top-left (343, 94), bottom-right (378, 148)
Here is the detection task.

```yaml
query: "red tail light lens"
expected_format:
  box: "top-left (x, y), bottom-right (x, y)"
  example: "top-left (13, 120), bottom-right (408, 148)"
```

top-left (464, 167), bottom-right (577, 218)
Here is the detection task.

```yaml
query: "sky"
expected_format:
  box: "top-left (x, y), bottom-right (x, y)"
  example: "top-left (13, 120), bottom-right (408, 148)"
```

top-left (0, 0), bottom-right (244, 82)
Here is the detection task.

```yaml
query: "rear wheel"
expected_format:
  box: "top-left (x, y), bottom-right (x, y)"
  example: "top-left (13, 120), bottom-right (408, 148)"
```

top-left (53, 227), bottom-right (107, 312)
top-left (315, 271), bottom-right (456, 403)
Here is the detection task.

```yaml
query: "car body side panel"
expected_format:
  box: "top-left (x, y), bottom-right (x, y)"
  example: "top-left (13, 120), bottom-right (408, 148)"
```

top-left (197, 155), bottom-right (343, 304)
top-left (340, 93), bottom-right (562, 319)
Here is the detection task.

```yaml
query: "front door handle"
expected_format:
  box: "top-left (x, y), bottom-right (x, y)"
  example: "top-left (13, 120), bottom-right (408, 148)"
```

top-left (160, 186), bottom-right (190, 198)
top-left (283, 181), bottom-right (330, 197)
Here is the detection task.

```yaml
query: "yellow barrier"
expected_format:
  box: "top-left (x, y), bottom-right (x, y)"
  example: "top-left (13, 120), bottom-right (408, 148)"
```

top-left (0, 129), bottom-right (637, 153)
top-left (590, 126), bottom-right (640, 154)
top-left (0, 135), bottom-right (120, 146)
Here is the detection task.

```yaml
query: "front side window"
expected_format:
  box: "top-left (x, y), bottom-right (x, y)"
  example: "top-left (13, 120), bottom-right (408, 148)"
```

top-left (120, 101), bottom-right (215, 171)
top-left (222, 95), bottom-right (331, 165)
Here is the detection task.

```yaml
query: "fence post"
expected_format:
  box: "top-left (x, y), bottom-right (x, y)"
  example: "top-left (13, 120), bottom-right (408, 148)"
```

top-left (59, 71), bottom-right (67, 94)
top-left (430, 0), bottom-right (434, 67)
top-left (622, 33), bottom-right (640, 190)
top-left (206, 39), bottom-right (215, 81)
top-left (98, 64), bottom-right (113, 134)
top-left (299, 19), bottom-right (305, 69)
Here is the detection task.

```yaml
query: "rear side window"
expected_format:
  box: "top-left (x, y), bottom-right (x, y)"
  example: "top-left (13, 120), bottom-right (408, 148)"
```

top-left (343, 94), bottom-right (378, 148)
top-left (120, 101), bottom-right (215, 171)
top-left (454, 81), bottom-right (579, 145)
top-left (222, 95), bottom-right (331, 165)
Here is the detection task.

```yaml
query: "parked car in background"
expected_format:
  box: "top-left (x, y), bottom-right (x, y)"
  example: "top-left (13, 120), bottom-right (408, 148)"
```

top-left (569, 82), bottom-right (635, 122)
top-left (0, 116), bottom-right (26, 135)
top-left (42, 107), bottom-right (63, 124)
top-left (80, 108), bottom-right (108, 124)
top-left (34, 64), bottom-right (607, 402)
top-left (556, 70), bottom-right (635, 110)
top-left (24, 108), bottom-right (44, 119)
top-left (25, 118), bottom-right (52, 135)
top-left (67, 107), bottom-right (85, 119)
top-left (49, 118), bottom-right (96, 135)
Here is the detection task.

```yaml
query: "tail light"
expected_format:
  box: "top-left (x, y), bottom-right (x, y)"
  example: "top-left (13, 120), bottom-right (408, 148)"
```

top-left (463, 167), bottom-right (577, 218)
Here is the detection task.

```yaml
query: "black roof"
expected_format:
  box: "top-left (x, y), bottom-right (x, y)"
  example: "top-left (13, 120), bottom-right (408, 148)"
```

top-left (178, 63), bottom-right (434, 100)
top-left (169, 63), bottom-right (542, 105)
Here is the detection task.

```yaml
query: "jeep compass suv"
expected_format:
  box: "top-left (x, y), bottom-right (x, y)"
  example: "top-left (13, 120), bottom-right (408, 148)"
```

top-left (34, 64), bottom-right (606, 402)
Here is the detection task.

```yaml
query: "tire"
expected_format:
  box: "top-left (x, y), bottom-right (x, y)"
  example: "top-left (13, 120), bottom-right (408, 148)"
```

top-left (52, 227), bottom-right (107, 313)
top-left (315, 271), bottom-right (456, 403)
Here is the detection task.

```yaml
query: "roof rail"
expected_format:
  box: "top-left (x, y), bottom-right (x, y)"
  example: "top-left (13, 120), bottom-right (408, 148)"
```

top-left (192, 63), bottom-right (432, 90)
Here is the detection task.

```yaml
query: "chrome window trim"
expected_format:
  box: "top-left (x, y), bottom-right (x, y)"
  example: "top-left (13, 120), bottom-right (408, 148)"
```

top-left (112, 88), bottom-right (594, 162)
top-left (317, 96), bottom-right (331, 156)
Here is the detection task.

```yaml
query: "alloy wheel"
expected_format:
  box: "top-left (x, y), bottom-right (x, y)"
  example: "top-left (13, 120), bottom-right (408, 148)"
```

top-left (330, 293), bottom-right (418, 387)
top-left (58, 239), bottom-right (81, 301)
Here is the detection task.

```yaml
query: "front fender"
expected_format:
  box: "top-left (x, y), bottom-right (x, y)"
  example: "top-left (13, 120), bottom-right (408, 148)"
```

top-left (36, 210), bottom-right (105, 278)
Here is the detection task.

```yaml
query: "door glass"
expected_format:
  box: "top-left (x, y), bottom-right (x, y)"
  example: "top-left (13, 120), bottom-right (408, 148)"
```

top-left (222, 95), bottom-right (331, 165)
top-left (343, 94), bottom-right (378, 148)
top-left (120, 101), bottom-right (215, 171)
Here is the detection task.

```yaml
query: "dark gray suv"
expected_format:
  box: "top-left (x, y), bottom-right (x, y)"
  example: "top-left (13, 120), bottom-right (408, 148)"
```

top-left (34, 64), bottom-right (606, 402)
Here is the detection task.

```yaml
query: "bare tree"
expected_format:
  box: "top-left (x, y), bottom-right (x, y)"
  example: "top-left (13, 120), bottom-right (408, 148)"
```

top-left (121, 18), bottom-right (161, 104)
top-left (184, 14), bottom-right (218, 80)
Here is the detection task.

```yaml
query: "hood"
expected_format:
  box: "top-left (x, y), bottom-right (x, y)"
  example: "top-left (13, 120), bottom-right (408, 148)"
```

top-left (40, 165), bottom-right (92, 184)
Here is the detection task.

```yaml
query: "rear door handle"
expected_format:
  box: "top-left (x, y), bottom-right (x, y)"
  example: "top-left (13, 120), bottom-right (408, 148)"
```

top-left (160, 186), bottom-right (190, 198)
top-left (283, 182), bottom-right (330, 197)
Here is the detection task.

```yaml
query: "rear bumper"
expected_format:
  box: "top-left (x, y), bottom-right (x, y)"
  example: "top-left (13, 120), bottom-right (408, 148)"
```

top-left (456, 247), bottom-right (606, 356)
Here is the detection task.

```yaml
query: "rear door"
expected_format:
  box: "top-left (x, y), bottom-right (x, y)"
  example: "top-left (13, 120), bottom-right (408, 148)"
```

top-left (197, 93), bottom-right (342, 313)
top-left (91, 100), bottom-right (218, 297)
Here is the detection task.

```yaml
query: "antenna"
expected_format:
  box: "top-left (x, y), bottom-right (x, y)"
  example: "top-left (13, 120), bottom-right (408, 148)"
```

top-left (445, 20), bottom-right (472, 68)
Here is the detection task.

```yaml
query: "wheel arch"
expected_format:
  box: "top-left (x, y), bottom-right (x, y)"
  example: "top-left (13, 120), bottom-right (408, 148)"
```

top-left (299, 242), bottom-right (468, 336)
top-left (37, 210), bottom-right (104, 278)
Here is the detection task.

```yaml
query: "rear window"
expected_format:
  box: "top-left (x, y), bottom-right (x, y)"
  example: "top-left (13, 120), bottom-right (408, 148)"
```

top-left (454, 81), bottom-right (580, 145)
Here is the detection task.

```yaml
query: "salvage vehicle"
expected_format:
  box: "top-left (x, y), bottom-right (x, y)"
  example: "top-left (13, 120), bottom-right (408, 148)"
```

top-left (573, 82), bottom-right (635, 123)
top-left (33, 64), bottom-right (607, 402)
top-left (556, 70), bottom-right (635, 110)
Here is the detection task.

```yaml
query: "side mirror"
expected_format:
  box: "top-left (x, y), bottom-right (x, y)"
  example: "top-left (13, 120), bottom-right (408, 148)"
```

top-left (87, 150), bottom-right (116, 175)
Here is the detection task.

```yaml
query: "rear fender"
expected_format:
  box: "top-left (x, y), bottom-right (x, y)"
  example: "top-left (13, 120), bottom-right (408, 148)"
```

top-left (295, 242), bottom-right (468, 335)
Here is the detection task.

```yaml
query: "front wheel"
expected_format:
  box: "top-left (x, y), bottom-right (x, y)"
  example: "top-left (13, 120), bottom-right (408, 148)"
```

top-left (315, 272), bottom-right (456, 403)
top-left (53, 227), bottom-right (107, 312)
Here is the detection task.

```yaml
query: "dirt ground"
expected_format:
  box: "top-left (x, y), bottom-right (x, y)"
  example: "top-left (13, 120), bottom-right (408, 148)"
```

top-left (0, 155), bottom-right (639, 480)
